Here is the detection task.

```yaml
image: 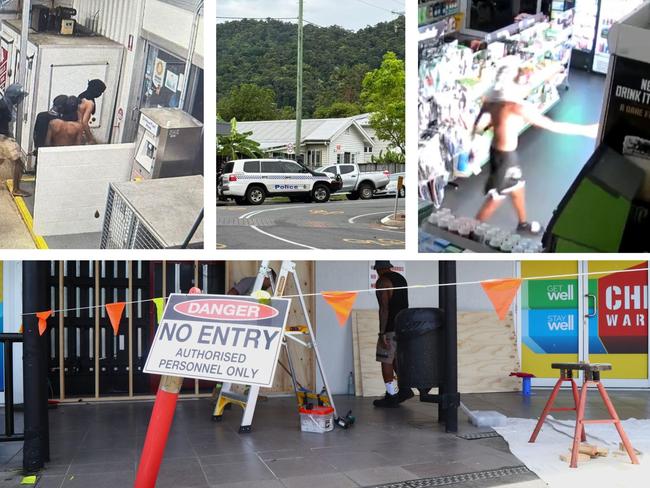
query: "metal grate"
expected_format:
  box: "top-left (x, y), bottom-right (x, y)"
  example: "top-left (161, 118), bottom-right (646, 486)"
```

top-left (456, 431), bottom-right (501, 440)
top-left (101, 186), bottom-right (163, 249)
top-left (369, 466), bottom-right (532, 488)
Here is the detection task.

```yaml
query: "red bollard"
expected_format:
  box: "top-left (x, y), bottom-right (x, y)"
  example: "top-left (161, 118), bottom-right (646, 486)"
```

top-left (134, 287), bottom-right (202, 488)
top-left (134, 377), bottom-right (183, 488)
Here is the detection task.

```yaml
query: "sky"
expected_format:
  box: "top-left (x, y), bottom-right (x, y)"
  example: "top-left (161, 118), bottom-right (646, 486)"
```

top-left (216, 0), bottom-right (404, 31)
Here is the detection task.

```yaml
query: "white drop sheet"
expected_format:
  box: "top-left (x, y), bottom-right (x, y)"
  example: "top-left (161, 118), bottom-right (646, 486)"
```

top-left (494, 417), bottom-right (650, 487)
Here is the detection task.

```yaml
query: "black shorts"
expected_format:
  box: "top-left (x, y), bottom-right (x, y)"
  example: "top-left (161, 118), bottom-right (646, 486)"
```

top-left (484, 147), bottom-right (525, 198)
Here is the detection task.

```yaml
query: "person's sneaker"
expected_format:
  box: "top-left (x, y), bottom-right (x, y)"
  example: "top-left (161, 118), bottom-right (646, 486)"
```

top-left (397, 388), bottom-right (415, 403)
top-left (516, 221), bottom-right (544, 235)
top-left (373, 392), bottom-right (399, 408)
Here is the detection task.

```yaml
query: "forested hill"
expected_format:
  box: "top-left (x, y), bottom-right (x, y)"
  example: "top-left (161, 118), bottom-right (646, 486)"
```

top-left (217, 16), bottom-right (405, 120)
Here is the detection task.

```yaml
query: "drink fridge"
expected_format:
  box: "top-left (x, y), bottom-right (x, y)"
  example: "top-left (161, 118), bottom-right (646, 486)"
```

top-left (570, 0), bottom-right (643, 73)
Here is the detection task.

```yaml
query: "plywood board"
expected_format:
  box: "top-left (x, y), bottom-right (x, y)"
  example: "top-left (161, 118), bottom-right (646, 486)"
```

top-left (351, 310), bottom-right (520, 397)
top-left (458, 311), bottom-right (520, 393)
top-left (351, 316), bottom-right (362, 396)
top-left (33, 144), bottom-right (134, 235)
top-left (352, 310), bottom-right (386, 397)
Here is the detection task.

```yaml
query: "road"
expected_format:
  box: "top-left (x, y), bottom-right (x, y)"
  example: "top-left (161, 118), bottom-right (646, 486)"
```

top-left (217, 198), bottom-right (405, 249)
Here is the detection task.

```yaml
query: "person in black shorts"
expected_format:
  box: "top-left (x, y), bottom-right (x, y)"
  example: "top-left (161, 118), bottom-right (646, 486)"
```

top-left (372, 261), bottom-right (413, 408)
top-left (473, 66), bottom-right (598, 235)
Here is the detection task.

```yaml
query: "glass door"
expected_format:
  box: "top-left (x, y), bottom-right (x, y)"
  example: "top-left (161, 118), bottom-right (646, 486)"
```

top-left (591, 0), bottom-right (644, 73)
top-left (519, 261), bottom-right (584, 386)
top-left (583, 261), bottom-right (649, 387)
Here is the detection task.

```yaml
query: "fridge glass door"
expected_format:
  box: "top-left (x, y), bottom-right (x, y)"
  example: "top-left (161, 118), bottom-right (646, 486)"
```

top-left (573, 0), bottom-right (598, 53)
top-left (592, 0), bottom-right (644, 73)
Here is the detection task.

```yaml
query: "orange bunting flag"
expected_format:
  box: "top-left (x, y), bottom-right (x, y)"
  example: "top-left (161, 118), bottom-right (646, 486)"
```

top-left (106, 302), bottom-right (126, 336)
top-left (322, 291), bottom-right (358, 327)
top-left (36, 311), bottom-right (53, 336)
top-left (481, 278), bottom-right (522, 320)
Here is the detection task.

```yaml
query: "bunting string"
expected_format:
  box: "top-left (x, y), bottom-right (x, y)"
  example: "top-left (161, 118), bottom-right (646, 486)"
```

top-left (18, 266), bottom-right (649, 317)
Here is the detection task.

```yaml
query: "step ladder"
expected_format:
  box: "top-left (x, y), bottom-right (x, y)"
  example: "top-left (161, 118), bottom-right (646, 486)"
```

top-left (212, 260), bottom-right (338, 433)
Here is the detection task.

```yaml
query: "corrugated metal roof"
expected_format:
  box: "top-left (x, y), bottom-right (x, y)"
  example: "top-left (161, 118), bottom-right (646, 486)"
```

top-left (158, 0), bottom-right (200, 11)
top-left (237, 116), bottom-right (374, 147)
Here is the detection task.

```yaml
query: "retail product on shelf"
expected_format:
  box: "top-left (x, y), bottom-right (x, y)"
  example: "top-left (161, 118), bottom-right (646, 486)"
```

top-left (419, 0), bottom-right (461, 27)
top-left (419, 207), bottom-right (544, 253)
top-left (418, 12), bottom-right (575, 208)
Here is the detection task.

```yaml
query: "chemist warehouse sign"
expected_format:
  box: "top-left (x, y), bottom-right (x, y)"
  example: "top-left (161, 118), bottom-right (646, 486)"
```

top-left (144, 294), bottom-right (290, 387)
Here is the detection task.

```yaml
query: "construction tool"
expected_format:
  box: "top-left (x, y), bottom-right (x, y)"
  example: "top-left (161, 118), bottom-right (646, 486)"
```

top-left (212, 261), bottom-right (346, 433)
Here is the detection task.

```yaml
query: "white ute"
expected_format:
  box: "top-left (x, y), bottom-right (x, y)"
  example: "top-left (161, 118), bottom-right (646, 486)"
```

top-left (316, 163), bottom-right (390, 200)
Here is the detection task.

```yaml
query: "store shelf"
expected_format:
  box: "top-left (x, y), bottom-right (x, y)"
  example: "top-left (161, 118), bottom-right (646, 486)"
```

top-left (420, 221), bottom-right (495, 253)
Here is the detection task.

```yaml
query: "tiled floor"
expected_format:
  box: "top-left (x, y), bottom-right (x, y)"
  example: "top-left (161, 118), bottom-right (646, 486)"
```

top-left (1, 390), bottom-right (649, 487)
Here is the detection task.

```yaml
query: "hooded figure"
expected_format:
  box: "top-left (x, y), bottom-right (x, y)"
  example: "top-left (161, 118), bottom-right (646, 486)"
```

top-left (78, 79), bottom-right (106, 115)
top-left (1, 83), bottom-right (28, 123)
top-left (34, 95), bottom-right (68, 151)
top-left (0, 83), bottom-right (30, 197)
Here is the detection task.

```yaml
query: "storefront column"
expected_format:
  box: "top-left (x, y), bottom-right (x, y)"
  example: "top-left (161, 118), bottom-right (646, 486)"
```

top-left (439, 261), bottom-right (459, 433)
top-left (22, 261), bottom-right (50, 471)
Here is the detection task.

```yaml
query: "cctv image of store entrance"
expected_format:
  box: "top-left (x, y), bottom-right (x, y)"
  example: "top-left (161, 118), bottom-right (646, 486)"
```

top-left (4, 259), bottom-right (650, 487)
top-left (418, 0), bottom-right (650, 253)
top-left (0, 2), bottom-right (204, 249)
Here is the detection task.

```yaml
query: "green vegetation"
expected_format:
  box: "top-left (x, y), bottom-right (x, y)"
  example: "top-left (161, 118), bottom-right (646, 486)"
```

top-left (361, 52), bottom-right (405, 154)
top-left (216, 17), bottom-right (405, 120)
top-left (217, 118), bottom-right (264, 160)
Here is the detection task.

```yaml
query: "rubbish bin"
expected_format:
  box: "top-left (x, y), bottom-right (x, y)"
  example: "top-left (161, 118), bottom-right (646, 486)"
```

top-left (394, 308), bottom-right (444, 389)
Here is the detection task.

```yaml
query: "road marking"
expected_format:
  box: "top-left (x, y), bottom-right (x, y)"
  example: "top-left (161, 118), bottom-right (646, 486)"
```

top-left (343, 238), bottom-right (404, 247)
top-left (240, 205), bottom-right (311, 220)
top-left (250, 225), bottom-right (319, 250)
top-left (348, 211), bottom-right (399, 224)
top-left (310, 209), bottom-right (344, 215)
top-left (216, 243), bottom-right (227, 249)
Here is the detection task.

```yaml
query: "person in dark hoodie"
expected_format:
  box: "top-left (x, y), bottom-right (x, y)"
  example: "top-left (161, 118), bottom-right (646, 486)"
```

top-left (0, 83), bottom-right (30, 196)
top-left (46, 96), bottom-right (92, 147)
top-left (77, 79), bottom-right (106, 130)
top-left (33, 94), bottom-right (67, 157)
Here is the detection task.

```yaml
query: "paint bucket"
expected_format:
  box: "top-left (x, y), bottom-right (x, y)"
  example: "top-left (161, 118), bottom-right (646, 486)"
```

top-left (299, 406), bottom-right (334, 433)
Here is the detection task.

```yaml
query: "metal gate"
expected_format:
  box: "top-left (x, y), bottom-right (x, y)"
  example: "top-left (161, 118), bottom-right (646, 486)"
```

top-left (45, 261), bottom-right (225, 401)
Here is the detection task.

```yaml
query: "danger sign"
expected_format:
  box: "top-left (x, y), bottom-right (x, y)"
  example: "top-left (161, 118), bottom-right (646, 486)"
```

top-left (144, 294), bottom-right (290, 387)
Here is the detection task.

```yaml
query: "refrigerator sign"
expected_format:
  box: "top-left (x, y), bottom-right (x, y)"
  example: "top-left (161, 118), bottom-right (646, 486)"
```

top-left (603, 57), bottom-right (650, 154)
top-left (596, 265), bottom-right (648, 353)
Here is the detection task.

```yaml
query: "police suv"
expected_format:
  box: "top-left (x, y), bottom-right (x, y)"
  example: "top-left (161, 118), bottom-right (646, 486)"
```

top-left (218, 159), bottom-right (343, 205)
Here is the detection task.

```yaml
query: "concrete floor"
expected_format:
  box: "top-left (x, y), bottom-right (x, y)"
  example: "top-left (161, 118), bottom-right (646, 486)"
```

top-left (441, 69), bottom-right (606, 231)
top-left (1, 390), bottom-right (649, 487)
top-left (0, 183), bottom-right (36, 249)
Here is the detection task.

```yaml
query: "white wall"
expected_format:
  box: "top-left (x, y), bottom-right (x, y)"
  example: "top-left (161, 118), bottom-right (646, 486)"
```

top-left (314, 260), bottom-right (517, 394)
top-left (33, 144), bottom-right (134, 236)
top-left (143, 0), bottom-right (204, 64)
top-left (328, 125), bottom-right (368, 165)
top-left (1, 261), bottom-right (23, 405)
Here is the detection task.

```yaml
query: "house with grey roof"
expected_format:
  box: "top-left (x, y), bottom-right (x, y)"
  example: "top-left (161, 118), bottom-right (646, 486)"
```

top-left (237, 115), bottom-right (380, 167)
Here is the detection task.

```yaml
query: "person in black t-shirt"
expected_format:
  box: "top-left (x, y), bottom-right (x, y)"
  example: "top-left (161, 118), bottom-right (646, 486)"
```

top-left (0, 84), bottom-right (30, 196)
top-left (373, 261), bottom-right (413, 408)
top-left (32, 95), bottom-right (67, 166)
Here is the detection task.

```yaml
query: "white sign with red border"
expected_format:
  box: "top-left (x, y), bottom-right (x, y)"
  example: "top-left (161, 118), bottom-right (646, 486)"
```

top-left (144, 294), bottom-right (290, 387)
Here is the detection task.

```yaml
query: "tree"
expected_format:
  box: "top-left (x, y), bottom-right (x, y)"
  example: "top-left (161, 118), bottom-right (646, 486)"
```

top-left (218, 84), bottom-right (282, 121)
top-left (217, 118), bottom-right (264, 161)
top-left (313, 101), bottom-right (361, 119)
top-left (360, 52), bottom-right (405, 154)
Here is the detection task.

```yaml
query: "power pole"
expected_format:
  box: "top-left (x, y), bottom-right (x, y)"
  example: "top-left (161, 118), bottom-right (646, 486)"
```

top-left (295, 0), bottom-right (303, 163)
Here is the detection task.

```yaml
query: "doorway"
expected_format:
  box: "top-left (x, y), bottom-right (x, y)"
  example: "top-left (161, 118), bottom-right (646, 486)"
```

top-left (518, 260), bottom-right (649, 388)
